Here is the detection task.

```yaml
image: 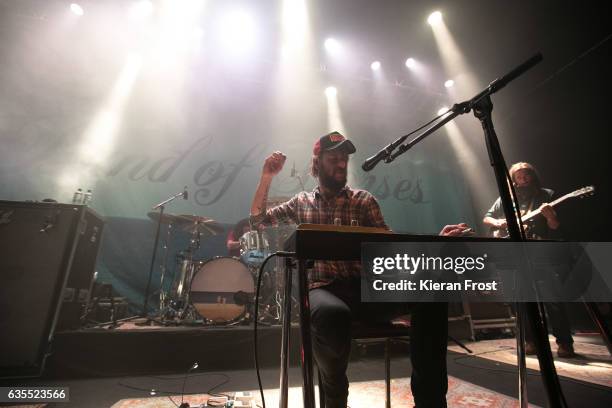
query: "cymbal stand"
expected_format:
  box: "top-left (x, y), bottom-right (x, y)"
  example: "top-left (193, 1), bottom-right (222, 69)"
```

top-left (158, 220), bottom-right (177, 318)
top-left (176, 221), bottom-right (203, 321)
top-left (142, 188), bottom-right (188, 318)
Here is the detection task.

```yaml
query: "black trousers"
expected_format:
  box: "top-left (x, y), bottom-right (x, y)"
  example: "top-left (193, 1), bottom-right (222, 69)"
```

top-left (309, 280), bottom-right (448, 408)
top-left (526, 302), bottom-right (574, 345)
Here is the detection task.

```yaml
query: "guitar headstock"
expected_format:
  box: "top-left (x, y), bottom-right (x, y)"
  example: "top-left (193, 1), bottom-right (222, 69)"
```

top-left (569, 185), bottom-right (595, 199)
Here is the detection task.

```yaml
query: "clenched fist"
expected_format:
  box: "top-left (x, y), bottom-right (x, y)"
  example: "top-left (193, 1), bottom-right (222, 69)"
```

top-left (262, 151), bottom-right (287, 177)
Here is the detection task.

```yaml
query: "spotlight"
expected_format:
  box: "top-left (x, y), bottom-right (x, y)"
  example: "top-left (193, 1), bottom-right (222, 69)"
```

top-left (370, 61), bottom-right (381, 71)
top-left (325, 86), bottom-right (337, 98)
top-left (324, 38), bottom-right (341, 54)
top-left (70, 3), bottom-right (84, 16)
top-left (217, 8), bottom-right (258, 53)
top-left (193, 27), bottom-right (205, 40)
top-left (427, 11), bottom-right (442, 26)
top-left (405, 57), bottom-right (416, 69)
top-left (437, 107), bottom-right (449, 116)
top-left (444, 79), bottom-right (454, 88)
top-left (129, 0), bottom-right (153, 20)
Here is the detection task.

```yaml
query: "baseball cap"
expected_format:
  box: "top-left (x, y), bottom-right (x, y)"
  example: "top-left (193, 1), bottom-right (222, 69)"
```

top-left (312, 131), bottom-right (356, 156)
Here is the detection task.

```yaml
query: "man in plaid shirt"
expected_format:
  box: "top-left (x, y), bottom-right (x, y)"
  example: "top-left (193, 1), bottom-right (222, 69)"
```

top-left (250, 131), bottom-right (468, 408)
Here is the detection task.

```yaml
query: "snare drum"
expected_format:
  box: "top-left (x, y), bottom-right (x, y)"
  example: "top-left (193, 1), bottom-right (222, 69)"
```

top-left (190, 257), bottom-right (254, 323)
top-left (239, 230), bottom-right (269, 265)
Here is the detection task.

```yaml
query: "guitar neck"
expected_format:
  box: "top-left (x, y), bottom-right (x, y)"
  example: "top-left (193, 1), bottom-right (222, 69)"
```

top-left (521, 194), bottom-right (569, 222)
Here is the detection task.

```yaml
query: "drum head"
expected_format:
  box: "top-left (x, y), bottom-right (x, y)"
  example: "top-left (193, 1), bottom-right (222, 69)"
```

top-left (190, 257), bottom-right (254, 323)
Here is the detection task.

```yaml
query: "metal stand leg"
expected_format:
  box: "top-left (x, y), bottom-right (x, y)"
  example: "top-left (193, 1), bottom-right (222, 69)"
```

top-left (143, 205), bottom-right (165, 317)
top-left (385, 338), bottom-right (391, 408)
top-left (515, 303), bottom-right (529, 407)
top-left (297, 259), bottom-right (315, 408)
top-left (279, 258), bottom-right (293, 408)
top-left (528, 302), bottom-right (567, 408)
top-left (584, 301), bottom-right (612, 355)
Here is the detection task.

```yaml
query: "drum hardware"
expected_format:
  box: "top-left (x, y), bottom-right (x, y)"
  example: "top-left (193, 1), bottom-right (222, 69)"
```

top-left (137, 188), bottom-right (189, 324)
top-left (189, 257), bottom-right (255, 325)
top-left (237, 224), bottom-right (299, 325)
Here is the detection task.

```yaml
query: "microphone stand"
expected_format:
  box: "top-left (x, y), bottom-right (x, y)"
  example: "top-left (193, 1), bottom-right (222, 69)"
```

top-left (363, 53), bottom-right (567, 408)
top-left (141, 189), bottom-right (189, 318)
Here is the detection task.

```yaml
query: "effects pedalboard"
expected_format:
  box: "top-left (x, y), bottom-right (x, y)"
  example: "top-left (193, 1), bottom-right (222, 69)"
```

top-left (181, 391), bottom-right (257, 408)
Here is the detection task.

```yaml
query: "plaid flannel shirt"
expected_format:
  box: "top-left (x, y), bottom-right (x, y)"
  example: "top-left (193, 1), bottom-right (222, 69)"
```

top-left (250, 185), bottom-right (389, 289)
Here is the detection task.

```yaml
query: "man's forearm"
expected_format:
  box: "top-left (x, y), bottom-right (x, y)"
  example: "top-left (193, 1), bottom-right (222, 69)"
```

top-left (250, 174), bottom-right (273, 216)
top-left (483, 216), bottom-right (499, 228)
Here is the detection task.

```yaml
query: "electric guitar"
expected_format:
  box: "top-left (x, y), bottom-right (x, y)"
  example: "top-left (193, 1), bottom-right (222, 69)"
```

top-left (491, 185), bottom-right (595, 238)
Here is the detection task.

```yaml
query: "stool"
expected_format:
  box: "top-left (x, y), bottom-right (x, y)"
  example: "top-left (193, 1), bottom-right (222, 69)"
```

top-left (317, 318), bottom-right (411, 408)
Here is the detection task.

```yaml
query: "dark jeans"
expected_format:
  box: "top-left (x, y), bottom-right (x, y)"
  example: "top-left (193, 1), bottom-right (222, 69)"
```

top-left (526, 302), bottom-right (574, 345)
top-left (309, 279), bottom-right (448, 408)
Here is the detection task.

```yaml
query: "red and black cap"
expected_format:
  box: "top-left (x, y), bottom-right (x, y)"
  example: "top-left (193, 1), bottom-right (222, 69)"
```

top-left (312, 131), bottom-right (356, 156)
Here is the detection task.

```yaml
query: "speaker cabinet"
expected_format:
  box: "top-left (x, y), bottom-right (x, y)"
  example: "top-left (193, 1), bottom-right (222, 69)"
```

top-left (57, 208), bottom-right (105, 331)
top-left (0, 201), bottom-right (104, 378)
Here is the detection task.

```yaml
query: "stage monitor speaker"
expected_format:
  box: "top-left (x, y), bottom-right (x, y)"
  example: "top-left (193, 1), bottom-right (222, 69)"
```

top-left (0, 200), bottom-right (104, 378)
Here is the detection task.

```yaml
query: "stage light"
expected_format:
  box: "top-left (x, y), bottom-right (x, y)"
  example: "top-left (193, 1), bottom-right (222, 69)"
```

top-left (437, 107), bottom-right (449, 116)
top-left (427, 11), bottom-right (442, 26)
top-left (70, 3), bottom-right (84, 16)
top-left (282, 0), bottom-right (309, 50)
top-left (129, 0), bottom-right (153, 20)
top-left (217, 8), bottom-right (258, 53)
top-left (405, 58), bottom-right (416, 69)
top-left (370, 61), bottom-right (381, 71)
top-left (325, 86), bottom-right (345, 136)
top-left (193, 27), bottom-right (205, 40)
top-left (444, 79), bottom-right (454, 88)
top-left (324, 38), bottom-right (341, 54)
top-left (325, 86), bottom-right (337, 98)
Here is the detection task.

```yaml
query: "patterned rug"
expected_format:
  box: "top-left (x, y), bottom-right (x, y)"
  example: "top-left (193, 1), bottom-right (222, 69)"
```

top-left (448, 337), bottom-right (612, 388)
top-left (111, 375), bottom-right (536, 407)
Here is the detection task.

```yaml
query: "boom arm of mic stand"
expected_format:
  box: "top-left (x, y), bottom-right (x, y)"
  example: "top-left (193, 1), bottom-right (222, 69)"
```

top-left (387, 102), bottom-right (471, 163)
top-left (152, 190), bottom-right (187, 210)
top-left (388, 54), bottom-right (542, 163)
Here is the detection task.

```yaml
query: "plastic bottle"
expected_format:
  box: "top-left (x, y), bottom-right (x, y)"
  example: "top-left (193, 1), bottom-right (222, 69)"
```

top-left (83, 189), bottom-right (93, 206)
top-left (72, 188), bottom-right (83, 204)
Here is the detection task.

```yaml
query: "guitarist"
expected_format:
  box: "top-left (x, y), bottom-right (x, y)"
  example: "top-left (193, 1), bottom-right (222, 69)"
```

top-left (483, 162), bottom-right (560, 239)
top-left (482, 162), bottom-right (575, 358)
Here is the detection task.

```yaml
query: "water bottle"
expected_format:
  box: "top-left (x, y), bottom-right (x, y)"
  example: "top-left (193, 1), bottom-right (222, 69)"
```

top-left (83, 189), bottom-right (93, 206)
top-left (72, 188), bottom-right (83, 204)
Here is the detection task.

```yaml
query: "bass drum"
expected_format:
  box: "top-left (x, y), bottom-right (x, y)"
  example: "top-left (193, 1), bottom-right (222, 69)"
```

top-left (190, 257), bottom-right (254, 324)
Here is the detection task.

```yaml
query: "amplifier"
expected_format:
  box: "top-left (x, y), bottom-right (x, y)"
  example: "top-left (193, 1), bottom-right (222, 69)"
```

top-left (0, 200), bottom-right (104, 378)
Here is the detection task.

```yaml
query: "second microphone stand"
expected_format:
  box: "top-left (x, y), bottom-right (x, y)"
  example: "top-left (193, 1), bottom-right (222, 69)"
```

top-left (141, 188), bottom-right (188, 318)
top-left (363, 53), bottom-right (567, 408)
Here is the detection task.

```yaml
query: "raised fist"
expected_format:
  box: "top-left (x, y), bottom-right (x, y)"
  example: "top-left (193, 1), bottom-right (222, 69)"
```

top-left (262, 151), bottom-right (287, 177)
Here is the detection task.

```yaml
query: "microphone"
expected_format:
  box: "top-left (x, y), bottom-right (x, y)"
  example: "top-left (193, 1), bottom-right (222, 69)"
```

top-left (182, 186), bottom-right (188, 200)
top-left (179, 362), bottom-right (199, 408)
top-left (362, 149), bottom-right (391, 172)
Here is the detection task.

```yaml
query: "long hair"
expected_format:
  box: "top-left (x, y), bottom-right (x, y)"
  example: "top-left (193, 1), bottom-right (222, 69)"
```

top-left (310, 154), bottom-right (321, 178)
top-left (509, 162), bottom-right (541, 189)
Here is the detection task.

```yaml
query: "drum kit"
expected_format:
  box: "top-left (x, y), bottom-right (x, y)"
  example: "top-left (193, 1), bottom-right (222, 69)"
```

top-left (146, 200), bottom-right (295, 326)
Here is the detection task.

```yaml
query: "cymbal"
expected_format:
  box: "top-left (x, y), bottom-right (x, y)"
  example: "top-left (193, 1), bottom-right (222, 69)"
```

top-left (147, 212), bottom-right (224, 235)
top-left (179, 215), bottom-right (224, 235)
top-left (147, 212), bottom-right (191, 225)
